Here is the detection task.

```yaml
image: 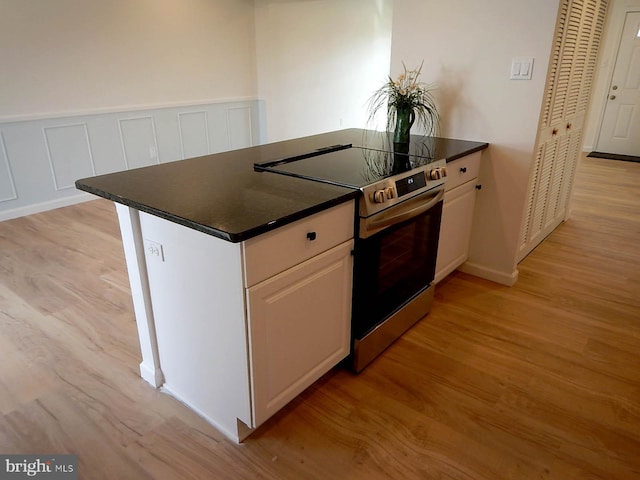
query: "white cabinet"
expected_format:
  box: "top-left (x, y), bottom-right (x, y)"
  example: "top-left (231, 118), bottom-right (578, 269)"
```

top-left (435, 151), bottom-right (481, 283)
top-left (128, 201), bottom-right (354, 442)
top-left (247, 240), bottom-right (352, 426)
top-left (244, 201), bottom-right (353, 427)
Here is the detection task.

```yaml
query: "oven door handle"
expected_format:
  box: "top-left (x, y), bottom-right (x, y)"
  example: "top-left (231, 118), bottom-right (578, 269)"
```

top-left (362, 188), bottom-right (444, 237)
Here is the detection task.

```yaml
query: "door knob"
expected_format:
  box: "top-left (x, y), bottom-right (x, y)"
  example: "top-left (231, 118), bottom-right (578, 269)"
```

top-left (612, 85), bottom-right (618, 90)
top-left (609, 95), bottom-right (616, 100)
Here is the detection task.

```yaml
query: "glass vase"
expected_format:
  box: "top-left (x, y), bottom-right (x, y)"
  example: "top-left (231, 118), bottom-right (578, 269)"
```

top-left (392, 105), bottom-right (415, 173)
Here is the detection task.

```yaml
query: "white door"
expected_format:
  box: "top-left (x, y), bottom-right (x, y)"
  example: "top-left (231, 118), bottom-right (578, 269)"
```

top-left (596, 11), bottom-right (640, 156)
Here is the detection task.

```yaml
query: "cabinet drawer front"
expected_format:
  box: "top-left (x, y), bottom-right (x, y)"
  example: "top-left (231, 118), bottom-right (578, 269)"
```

top-left (445, 151), bottom-right (481, 191)
top-left (243, 201), bottom-right (355, 287)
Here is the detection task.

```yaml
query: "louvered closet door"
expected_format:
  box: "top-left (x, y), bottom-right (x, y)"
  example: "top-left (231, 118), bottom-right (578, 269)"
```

top-left (518, 0), bottom-right (608, 261)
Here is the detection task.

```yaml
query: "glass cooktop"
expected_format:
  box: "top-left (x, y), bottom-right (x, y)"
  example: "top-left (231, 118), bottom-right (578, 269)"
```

top-left (254, 144), bottom-right (439, 189)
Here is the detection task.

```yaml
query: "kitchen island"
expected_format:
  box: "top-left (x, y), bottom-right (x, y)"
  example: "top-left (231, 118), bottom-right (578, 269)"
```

top-left (76, 129), bottom-right (488, 442)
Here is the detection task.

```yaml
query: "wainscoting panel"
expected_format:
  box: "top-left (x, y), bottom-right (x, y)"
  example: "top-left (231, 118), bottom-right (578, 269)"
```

top-left (208, 108), bottom-right (233, 154)
top-left (0, 132), bottom-right (18, 202)
top-left (44, 124), bottom-right (95, 190)
top-left (119, 117), bottom-right (160, 169)
top-left (179, 111), bottom-right (210, 159)
top-left (228, 107), bottom-right (253, 150)
top-left (0, 100), bottom-right (262, 221)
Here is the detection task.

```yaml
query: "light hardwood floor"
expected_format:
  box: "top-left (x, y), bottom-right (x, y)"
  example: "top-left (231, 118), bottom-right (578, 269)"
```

top-left (0, 154), bottom-right (638, 479)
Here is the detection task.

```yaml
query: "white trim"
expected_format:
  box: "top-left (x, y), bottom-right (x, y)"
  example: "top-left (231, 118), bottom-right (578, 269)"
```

top-left (160, 383), bottom-right (253, 444)
top-left (0, 131), bottom-right (18, 202)
top-left (177, 110), bottom-right (210, 159)
top-left (0, 96), bottom-right (261, 125)
top-left (118, 116), bottom-right (160, 169)
top-left (118, 119), bottom-right (130, 170)
top-left (457, 261), bottom-right (519, 286)
top-left (0, 192), bottom-right (93, 222)
top-left (140, 362), bottom-right (164, 387)
top-left (150, 117), bottom-right (160, 164)
top-left (115, 204), bottom-right (164, 389)
top-left (226, 105), bottom-right (254, 149)
top-left (43, 123), bottom-right (96, 191)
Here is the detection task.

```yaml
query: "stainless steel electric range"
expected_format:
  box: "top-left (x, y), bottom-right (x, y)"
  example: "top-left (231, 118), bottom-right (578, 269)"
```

top-left (255, 142), bottom-right (447, 372)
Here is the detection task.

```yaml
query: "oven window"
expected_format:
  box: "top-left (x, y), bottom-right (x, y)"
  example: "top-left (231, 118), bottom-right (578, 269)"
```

top-left (352, 201), bottom-right (442, 338)
top-left (378, 219), bottom-right (430, 297)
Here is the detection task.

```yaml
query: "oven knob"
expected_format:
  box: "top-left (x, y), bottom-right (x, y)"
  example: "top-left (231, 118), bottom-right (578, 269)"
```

top-left (373, 189), bottom-right (386, 203)
top-left (428, 167), bottom-right (447, 180)
top-left (384, 187), bottom-right (395, 199)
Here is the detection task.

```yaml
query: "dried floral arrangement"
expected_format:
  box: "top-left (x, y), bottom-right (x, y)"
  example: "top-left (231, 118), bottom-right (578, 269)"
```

top-left (367, 62), bottom-right (439, 139)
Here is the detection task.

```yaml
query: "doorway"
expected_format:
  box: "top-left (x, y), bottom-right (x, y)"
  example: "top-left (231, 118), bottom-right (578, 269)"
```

top-left (595, 11), bottom-right (640, 157)
top-left (518, 0), bottom-right (609, 262)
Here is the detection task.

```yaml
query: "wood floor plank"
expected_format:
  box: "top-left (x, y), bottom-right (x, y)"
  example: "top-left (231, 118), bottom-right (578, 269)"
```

top-left (1, 391), bottom-right (155, 479)
top-left (0, 154), bottom-right (639, 478)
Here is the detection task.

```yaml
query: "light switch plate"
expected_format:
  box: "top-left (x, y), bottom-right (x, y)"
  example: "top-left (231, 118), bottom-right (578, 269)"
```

top-left (510, 57), bottom-right (534, 80)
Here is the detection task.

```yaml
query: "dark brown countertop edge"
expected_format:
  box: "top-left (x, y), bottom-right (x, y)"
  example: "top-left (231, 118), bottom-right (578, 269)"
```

top-left (445, 142), bottom-right (489, 162)
top-left (77, 182), bottom-right (358, 243)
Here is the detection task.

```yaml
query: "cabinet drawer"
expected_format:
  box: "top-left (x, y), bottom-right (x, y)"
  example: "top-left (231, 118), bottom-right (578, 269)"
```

top-left (445, 151), bottom-right (481, 191)
top-left (243, 201), bottom-right (355, 287)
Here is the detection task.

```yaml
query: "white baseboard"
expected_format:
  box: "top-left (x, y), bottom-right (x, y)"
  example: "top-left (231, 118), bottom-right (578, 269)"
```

top-left (0, 192), bottom-right (94, 222)
top-left (457, 261), bottom-right (519, 286)
top-left (160, 383), bottom-right (252, 444)
top-left (139, 362), bottom-right (164, 388)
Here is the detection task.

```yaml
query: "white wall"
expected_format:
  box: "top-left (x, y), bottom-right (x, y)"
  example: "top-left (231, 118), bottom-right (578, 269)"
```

top-left (391, 0), bottom-right (560, 283)
top-left (0, 0), bottom-right (260, 220)
top-left (0, 0), bottom-right (257, 121)
top-left (584, 0), bottom-right (640, 151)
top-left (253, 0), bottom-right (393, 143)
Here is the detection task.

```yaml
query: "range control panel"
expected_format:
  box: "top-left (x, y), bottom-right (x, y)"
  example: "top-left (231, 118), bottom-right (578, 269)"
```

top-left (360, 159), bottom-right (447, 217)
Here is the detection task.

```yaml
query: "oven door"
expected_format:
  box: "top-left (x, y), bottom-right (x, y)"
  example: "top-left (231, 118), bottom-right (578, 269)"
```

top-left (352, 187), bottom-right (444, 340)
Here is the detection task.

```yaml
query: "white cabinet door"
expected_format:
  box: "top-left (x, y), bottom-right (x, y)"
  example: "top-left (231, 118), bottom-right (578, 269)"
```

top-left (246, 240), bottom-right (353, 427)
top-left (435, 180), bottom-right (477, 283)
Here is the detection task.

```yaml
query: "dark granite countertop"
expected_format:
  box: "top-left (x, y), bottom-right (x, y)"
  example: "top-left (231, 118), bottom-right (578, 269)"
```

top-left (76, 129), bottom-right (488, 242)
